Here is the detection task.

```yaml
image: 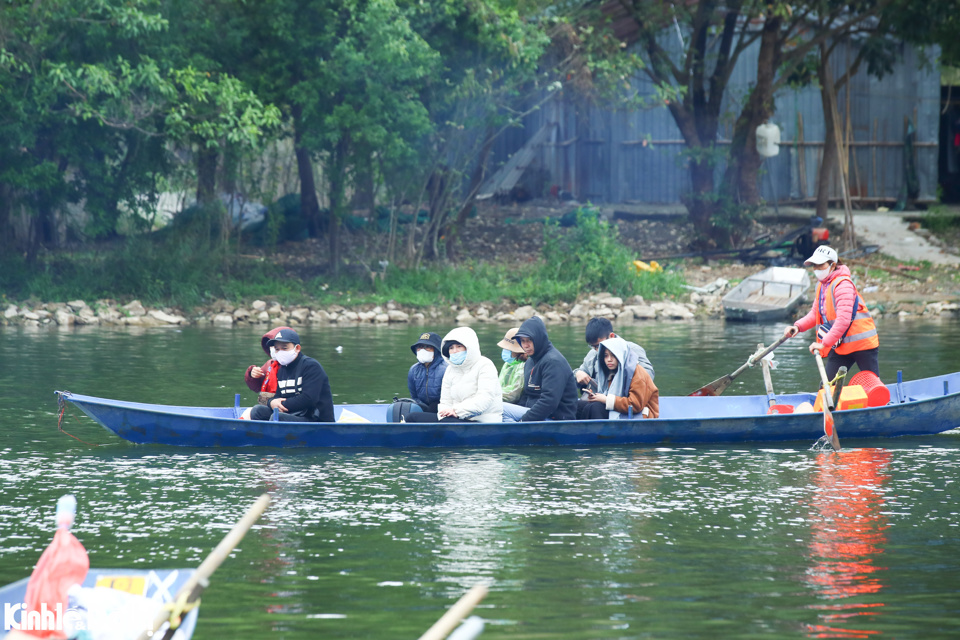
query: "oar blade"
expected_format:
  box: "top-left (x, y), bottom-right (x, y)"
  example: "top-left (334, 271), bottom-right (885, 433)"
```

top-left (823, 403), bottom-right (841, 451)
top-left (688, 375), bottom-right (731, 397)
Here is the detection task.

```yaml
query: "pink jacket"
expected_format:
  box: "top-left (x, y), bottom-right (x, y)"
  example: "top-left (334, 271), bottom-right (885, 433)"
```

top-left (794, 265), bottom-right (857, 348)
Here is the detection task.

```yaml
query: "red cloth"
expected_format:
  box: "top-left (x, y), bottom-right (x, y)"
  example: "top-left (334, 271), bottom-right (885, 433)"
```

top-left (244, 326), bottom-right (293, 392)
top-left (22, 528), bottom-right (89, 637)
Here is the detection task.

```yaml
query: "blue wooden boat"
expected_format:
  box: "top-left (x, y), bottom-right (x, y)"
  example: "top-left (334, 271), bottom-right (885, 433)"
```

top-left (0, 568), bottom-right (199, 637)
top-left (54, 370), bottom-right (960, 448)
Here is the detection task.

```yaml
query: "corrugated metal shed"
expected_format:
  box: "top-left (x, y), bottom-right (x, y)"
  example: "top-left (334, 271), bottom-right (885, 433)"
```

top-left (487, 36), bottom-right (941, 206)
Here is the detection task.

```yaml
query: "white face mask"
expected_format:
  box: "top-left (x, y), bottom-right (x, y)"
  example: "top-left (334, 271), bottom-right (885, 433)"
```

top-left (269, 346), bottom-right (278, 360)
top-left (274, 346), bottom-right (298, 366)
top-left (417, 349), bottom-right (434, 364)
top-left (813, 267), bottom-right (831, 281)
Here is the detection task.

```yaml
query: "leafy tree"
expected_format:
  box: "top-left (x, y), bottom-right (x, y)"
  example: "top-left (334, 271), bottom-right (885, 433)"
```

top-left (587, 0), bottom-right (892, 248)
top-left (397, 0), bottom-right (553, 265)
top-left (0, 0), bottom-right (278, 259)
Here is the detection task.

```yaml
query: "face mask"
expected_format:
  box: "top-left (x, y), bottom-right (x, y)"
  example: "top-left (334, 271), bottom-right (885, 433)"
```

top-left (449, 351), bottom-right (467, 366)
top-left (501, 349), bottom-right (516, 363)
top-left (813, 267), bottom-right (831, 281)
top-left (269, 347), bottom-right (278, 360)
top-left (275, 347), bottom-right (298, 366)
top-left (417, 349), bottom-right (434, 364)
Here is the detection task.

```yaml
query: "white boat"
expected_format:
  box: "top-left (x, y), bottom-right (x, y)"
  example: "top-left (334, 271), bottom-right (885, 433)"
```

top-left (722, 266), bottom-right (811, 322)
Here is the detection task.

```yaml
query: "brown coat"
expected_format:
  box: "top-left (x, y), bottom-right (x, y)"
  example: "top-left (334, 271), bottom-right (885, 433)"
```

top-left (607, 365), bottom-right (660, 419)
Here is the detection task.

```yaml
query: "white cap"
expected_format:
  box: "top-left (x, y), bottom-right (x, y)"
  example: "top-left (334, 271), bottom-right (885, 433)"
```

top-left (804, 245), bottom-right (838, 266)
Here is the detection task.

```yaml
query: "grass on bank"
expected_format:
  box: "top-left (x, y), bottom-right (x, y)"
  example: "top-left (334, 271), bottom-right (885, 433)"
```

top-left (1, 208), bottom-right (688, 311)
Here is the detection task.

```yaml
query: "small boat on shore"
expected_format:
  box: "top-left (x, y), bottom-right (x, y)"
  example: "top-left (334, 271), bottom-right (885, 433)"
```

top-left (722, 266), bottom-right (811, 322)
top-left (55, 370), bottom-right (960, 448)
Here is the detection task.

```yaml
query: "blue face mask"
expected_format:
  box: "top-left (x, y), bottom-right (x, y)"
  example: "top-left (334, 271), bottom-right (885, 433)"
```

top-left (501, 349), bottom-right (516, 363)
top-left (449, 350), bottom-right (467, 366)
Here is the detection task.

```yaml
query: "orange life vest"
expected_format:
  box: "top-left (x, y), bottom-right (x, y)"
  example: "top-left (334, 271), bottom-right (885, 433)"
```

top-left (815, 275), bottom-right (878, 355)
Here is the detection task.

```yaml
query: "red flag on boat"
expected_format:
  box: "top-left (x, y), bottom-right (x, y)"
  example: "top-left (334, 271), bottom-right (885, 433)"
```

top-left (21, 495), bottom-right (89, 638)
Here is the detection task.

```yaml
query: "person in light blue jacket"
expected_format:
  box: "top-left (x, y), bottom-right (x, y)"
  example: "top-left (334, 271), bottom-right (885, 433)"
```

top-left (407, 332), bottom-right (447, 412)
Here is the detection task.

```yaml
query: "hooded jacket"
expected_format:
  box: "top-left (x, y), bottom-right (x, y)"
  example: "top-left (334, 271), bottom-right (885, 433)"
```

top-left (574, 338), bottom-right (655, 381)
top-left (438, 326), bottom-right (502, 422)
top-left (244, 326), bottom-right (294, 393)
top-left (597, 337), bottom-right (659, 419)
top-left (515, 316), bottom-right (579, 421)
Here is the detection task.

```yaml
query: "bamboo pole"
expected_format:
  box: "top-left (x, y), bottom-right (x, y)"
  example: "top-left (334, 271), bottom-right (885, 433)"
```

top-left (418, 585), bottom-right (489, 640)
top-left (823, 59), bottom-right (855, 250)
top-left (847, 258), bottom-right (924, 281)
top-left (137, 494), bottom-right (272, 640)
top-left (872, 118), bottom-right (878, 199)
top-left (798, 113), bottom-right (808, 199)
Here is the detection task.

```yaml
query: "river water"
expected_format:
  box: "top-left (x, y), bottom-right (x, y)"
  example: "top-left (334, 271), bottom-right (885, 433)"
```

top-left (2, 318), bottom-right (960, 638)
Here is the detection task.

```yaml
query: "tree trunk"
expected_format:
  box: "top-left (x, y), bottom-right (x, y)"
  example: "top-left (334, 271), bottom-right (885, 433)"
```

top-left (0, 184), bottom-right (12, 254)
top-left (726, 14), bottom-right (782, 205)
top-left (292, 106), bottom-right (322, 237)
top-left (816, 62), bottom-right (839, 219)
top-left (327, 138), bottom-right (349, 275)
top-left (445, 129), bottom-right (495, 261)
top-left (683, 160), bottom-right (718, 248)
top-left (196, 146), bottom-right (218, 204)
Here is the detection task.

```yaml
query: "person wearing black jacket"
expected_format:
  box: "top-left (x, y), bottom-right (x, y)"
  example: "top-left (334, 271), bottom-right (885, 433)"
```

top-left (249, 329), bottom-right (335, 422)
top-left (501, 316), bottom-right (579, 422)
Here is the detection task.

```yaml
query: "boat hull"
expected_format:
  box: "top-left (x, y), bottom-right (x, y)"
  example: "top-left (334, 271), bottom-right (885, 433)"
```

top-left (0, 568), bottom-right (198, 637)
top-left (57, 372), bottom-right (960, 448)
top-left (722, 266), bottom-right (811, 322)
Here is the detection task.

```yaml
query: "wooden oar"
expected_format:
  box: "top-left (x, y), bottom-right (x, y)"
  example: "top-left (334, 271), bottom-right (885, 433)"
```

top-left (759, 343), bottom-right (776, 408)
top-left (814, 352), bottom-right (841, 451)
top-left (688, 334), bottom-right (790, 397)
top-left (418, 584), bottom-right (489, 640)
top-left (136, 493), bottom-right (272, 640)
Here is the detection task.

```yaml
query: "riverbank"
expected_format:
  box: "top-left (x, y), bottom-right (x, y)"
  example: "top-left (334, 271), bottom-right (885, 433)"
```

top-left (4, 259), bottom-right (959, 329)
top-left (4, 200), bottom-right (959, 328)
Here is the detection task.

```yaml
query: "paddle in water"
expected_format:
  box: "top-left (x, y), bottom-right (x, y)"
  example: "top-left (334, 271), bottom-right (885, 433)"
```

top-left (688, 334), bottom-right (790, 397)
top-left (814, 352), bottom-right (841, 451)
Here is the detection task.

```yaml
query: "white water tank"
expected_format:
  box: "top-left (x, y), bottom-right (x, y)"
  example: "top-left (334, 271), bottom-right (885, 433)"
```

top-left (756, 122), bottom-right (780, 158)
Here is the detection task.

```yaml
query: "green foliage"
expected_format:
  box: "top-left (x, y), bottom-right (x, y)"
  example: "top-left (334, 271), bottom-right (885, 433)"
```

top-left (0, 0), bottom-right (281, 255)
top-left (540, 206), bottom-right (685, 299)
top-left (921, 206), bottom-right (960, 235)
top-left (0, 232), bottom-right (287, 309)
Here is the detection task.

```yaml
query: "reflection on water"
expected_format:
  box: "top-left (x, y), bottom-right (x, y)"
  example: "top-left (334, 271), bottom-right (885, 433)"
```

top-left (806, 449), bottom-right (890, 639)
top-left (2, 320), bottom-right (960, 638)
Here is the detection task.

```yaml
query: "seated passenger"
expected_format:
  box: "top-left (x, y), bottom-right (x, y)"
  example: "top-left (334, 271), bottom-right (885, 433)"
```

top-left (573, 317), bottom-right (655, 390)
top-left (405, 326), bottom-right (502, 423)
top-left (577, 336), bottom-right (659, 420)
top-left (244, 326), bottom-right (294, 405)
top-left (247, 329), bottom-right (335, 423)
top-left (501, 316), bottom-right (578, 422)
top-left (407, 331), bottom-right (447, 412)
top-left (496, 328), bottom-right (527, 404)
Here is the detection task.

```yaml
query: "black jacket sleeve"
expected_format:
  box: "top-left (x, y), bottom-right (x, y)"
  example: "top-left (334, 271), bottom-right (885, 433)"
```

top-left (520, 357), bottom-right (565, 422)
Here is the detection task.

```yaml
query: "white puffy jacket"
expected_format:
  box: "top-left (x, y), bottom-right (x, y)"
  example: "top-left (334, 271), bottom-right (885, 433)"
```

top-left (438, 326), bottom-right (503, 422)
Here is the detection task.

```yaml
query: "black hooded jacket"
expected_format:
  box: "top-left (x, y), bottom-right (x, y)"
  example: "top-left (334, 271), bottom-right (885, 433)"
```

top-left (515, 316), bottom-right (578, 421)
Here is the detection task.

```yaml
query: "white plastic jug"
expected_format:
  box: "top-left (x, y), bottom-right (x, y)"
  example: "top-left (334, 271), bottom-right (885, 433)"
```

top-left (756, 122), bottom-right (780, 157)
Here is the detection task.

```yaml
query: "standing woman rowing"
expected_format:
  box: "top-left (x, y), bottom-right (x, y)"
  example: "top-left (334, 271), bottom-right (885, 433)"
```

top-left (783, 245), bottom-right (880, 379)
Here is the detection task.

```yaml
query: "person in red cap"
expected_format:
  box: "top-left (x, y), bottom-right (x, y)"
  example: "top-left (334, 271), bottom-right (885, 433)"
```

top-left (244, 326), bottom-right (294, 406)
top-left (783, 244), bottom-right (880, 379)
top-left (247, 329), bottom-right (335, 422)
